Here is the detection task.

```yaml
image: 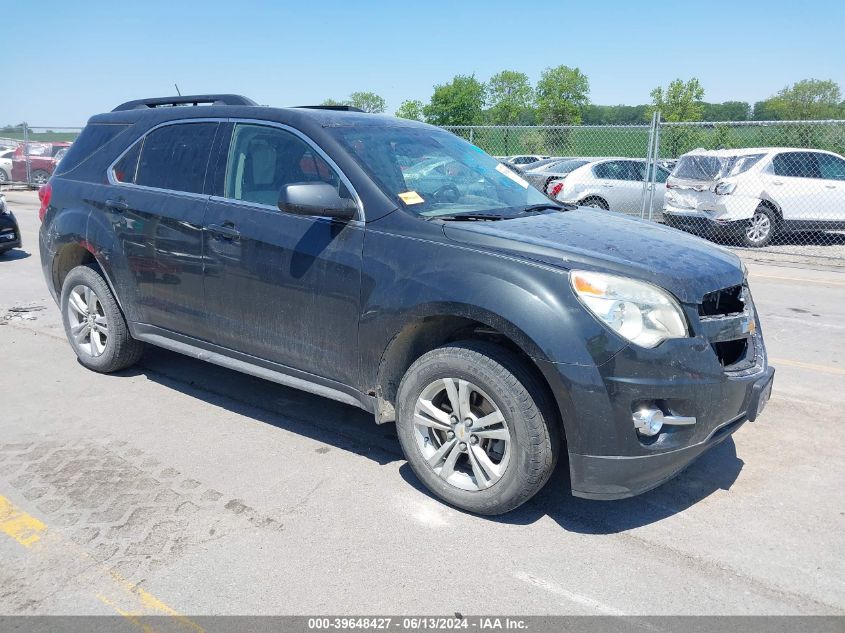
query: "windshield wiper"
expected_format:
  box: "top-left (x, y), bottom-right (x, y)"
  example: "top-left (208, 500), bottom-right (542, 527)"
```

top-left (519, 203), bottom-right (575, 213)
top-left (433, 212), bottom-right (507, 222)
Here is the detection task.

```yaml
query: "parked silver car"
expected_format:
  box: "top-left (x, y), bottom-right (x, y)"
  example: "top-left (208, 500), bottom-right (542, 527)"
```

top-left (523, 158), bottom-right (595, 193)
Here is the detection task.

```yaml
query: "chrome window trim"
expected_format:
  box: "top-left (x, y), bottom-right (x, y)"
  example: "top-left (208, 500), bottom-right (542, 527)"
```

top-left (107, 117), bottom-right (366, 222)
top-left (106, 118), bottom-right (221, 199)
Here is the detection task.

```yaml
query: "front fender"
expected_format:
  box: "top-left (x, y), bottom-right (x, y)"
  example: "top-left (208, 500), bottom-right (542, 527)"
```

top-left (358, 226), bottom-right (625, 393)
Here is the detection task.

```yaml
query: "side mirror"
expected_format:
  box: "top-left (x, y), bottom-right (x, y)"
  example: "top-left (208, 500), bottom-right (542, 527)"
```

top-left (277, 182), bottom-right (357, 220)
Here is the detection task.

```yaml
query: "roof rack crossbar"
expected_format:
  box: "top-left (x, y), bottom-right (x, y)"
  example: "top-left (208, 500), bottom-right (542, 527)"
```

top-left (112, 94), bottom-right (258, 112)
top-left (295, 105), bottom-right (365, 112)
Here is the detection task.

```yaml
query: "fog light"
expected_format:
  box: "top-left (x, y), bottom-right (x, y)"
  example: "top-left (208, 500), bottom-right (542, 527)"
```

top-left (633, 407), bottom-right (664, 437)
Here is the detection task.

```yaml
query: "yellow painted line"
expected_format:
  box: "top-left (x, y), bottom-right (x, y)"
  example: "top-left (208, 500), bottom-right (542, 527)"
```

top-left (771, 357), bottom-right (845, 376)
top-left (0, 493), bottom-right (203, 632)
top-left (0, 494), bottom-right (46, 547)
top-left (752, 273), bottom-right (845, 287)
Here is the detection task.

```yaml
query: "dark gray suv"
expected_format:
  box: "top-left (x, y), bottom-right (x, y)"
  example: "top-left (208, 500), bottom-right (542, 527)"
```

top-left (39, 94), bottom-right (774, 514)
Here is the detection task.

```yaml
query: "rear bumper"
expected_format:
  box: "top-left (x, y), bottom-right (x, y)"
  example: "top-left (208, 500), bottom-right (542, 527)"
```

top-left (569, 366), bottom-right (774, 500)
top-left (0, 214), bottom-right (21, 252)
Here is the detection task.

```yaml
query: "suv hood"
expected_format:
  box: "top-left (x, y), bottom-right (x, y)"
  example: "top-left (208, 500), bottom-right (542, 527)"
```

top-left (442, 208), bottom-right (744, 303)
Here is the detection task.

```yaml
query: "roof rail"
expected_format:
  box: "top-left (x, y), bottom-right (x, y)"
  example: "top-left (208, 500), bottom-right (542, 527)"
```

top-left (295, 105), bottom-right (365, 113)
top-left (112, 94), bottom-right (258, 112)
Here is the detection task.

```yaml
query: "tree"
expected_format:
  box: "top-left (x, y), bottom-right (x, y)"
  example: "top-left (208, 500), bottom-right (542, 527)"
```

top-left (486, 70), bottom-right (534, 125)
top-left (649, 78), bottom-right (705, 122)
top-left (395, 100), bottom-right (424, 121)
top-left (321, 98), bottom-right (347, 106)
top-left (766, 79), bottom-right (842, 120)
top-left (702, 101), bottom-right (750, 121)
top-left (752, 100), bottom-right (781, 121)
top-left (348, 91), bottom-right (386, 114)
top-left (535, 65), bottom-right (590, 125)
top-left (423, 75), bottom-right (486, 126)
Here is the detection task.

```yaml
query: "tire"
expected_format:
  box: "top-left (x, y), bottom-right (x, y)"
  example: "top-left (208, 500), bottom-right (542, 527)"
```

top-left (580, 196), bottom-right (608, 210)
top-left (741, 206), bottom-right (777, 248)
top-left (396, 341), bottom-right (559, 515)
top-left (0, 169), bottom-right (8, 184)
top-left (30, 169), bottom-right (50, 186)
top-left (60, 264), bottom-right (144, 373)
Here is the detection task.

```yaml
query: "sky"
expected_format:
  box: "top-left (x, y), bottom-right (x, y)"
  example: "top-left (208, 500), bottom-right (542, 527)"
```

top-left (4, 0), bottom-right (845, 127)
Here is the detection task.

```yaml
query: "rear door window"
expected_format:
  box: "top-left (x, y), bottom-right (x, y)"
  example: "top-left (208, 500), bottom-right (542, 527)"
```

top-left (135, 122), bottom-right (218, 194)
top-left (593, 161), bottom-right (628, 180)
top-left (772, 152), bottom-right (821, 179)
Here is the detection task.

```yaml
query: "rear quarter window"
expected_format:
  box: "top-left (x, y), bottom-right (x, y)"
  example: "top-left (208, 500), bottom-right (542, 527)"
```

top-left (54, 124), bottom-right (130, 176)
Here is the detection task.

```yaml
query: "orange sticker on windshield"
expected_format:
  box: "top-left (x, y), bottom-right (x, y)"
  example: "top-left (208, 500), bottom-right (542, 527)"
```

top-left (399, 191), bottom-right (425, 205)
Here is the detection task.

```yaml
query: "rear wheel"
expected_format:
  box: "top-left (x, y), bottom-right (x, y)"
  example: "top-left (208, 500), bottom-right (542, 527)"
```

top-left (742, 206), bottom-right (777, 247)
top-left (0, 169), bottom-right (8, 184)
top-left (580, 196), bottom-right (608, 210)
top-left (396, 341), bottom-right (559, 515)
top-left (60, 264), bottom-right (144, 373)
top-left (30, 169), bottom-right (50, 186)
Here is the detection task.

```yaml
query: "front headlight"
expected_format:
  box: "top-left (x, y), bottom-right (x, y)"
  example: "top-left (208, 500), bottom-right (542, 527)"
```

top-left (570, 270), bottom-right (688, 348)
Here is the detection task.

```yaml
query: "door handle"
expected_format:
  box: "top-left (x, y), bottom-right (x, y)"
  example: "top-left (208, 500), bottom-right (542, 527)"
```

top-left (105, 199), bottom-right (128, 213)
top-left (772, 181), bottom-right (783, 186)
top-left (825, 185), bottom-right (836, 189)
top-left (207, 223), bottom-right (241, 240)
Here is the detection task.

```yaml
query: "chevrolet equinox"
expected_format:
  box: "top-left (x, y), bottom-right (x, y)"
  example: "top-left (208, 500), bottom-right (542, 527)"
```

top-left (39, 94), bottom-right (774, 514)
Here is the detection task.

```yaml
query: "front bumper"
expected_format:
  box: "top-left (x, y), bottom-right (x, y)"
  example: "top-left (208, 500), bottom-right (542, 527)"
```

top-left (569, 366), bottom-right (773, 500)
top-left (536, 300), bottom-right (773, 500)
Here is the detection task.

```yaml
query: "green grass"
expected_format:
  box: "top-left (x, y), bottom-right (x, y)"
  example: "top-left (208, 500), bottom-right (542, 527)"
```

top-left (447, 123), bottom-right (845, 159)
top-left (0, 130), bottom-right (81, 143)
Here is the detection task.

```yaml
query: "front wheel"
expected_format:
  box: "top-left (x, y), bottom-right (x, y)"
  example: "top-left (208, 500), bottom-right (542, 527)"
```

top-left (742, 206), bottom-right (777, 247)
top-left (60, 264), bottom-right (144, 373)
top-left (396, 342), bottom-right (559, 515)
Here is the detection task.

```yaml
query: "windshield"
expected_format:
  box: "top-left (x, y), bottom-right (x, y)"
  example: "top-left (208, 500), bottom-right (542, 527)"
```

top-left (673, 153), bottom-right (765, 181)
top-left (328, 125), bottom-right (552, 217)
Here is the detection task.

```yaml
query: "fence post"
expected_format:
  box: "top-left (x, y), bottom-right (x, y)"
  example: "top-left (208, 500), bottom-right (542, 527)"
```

top-left (647, 118), bottom-right (661, 221)
top-left (469, 128), bottom-right (474, 145)
top-left (23, 123), bottom-right (31, 186)
top-left (640, 111), bottom-right (657, 219)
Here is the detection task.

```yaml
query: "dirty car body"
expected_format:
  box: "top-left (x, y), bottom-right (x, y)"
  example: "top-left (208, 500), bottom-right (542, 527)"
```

top-left (38, 95), bottom-right (774, 512)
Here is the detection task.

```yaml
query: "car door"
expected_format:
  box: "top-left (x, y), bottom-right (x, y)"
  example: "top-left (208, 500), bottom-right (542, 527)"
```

top-left (766, 151), bottom-right (825, 220)
top-left (591, 160), bottom-right (635, 212)
top-left (202, 121), bottom-right (364, 386)
top-left (816, 153), bottom-right (845, 222)
top-left (106, 121), bottom-right (218, 337)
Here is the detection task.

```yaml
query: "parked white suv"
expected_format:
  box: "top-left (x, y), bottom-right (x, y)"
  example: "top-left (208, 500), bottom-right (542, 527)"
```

top-left (551, 158), bottom-right (670, 218)
top-left (663, 148), bottom-right (845, 247)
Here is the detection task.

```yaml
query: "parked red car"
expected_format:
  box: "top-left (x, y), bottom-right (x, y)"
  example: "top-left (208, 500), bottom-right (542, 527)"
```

top-left (11, 142), bottom-right (71, 185)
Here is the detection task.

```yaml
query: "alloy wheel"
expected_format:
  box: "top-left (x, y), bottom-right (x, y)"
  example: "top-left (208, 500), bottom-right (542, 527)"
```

top-left (745, 211), bottom-right (771, 245)
top-left (413, 378), bottom-right (511, 491)
top-left (66, 284), bottom-right (109, 357)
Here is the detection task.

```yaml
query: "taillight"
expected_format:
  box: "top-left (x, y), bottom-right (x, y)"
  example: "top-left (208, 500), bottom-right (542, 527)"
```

top-left (549, 181), bottom-right (564, 198)
top-left (38, 181), bottom-right (52, 222)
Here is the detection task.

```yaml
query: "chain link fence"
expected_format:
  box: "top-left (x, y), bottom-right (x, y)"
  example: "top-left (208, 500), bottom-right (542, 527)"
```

top-left (0, 125), bottom-right (83, 187)
top-left (2, 120), bottom-right (843, 260)
top-left (445, 119), bottom-right (845, 261)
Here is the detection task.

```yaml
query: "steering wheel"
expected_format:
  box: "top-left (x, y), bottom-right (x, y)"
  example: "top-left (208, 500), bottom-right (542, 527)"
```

top-left (432, 184), bottom-right (461, 203)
